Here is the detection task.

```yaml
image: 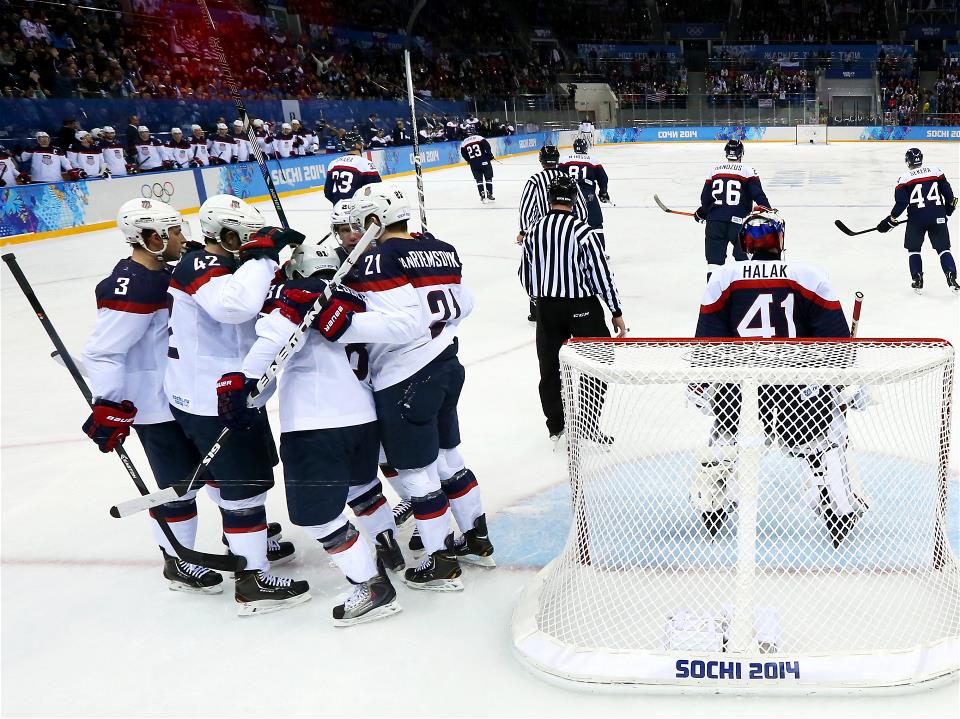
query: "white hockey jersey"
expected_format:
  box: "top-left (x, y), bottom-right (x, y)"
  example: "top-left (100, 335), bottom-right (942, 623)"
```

top-left (20, 143), bottom-right (71, 182)
top-left (67, 144), bottom-right (105, 176)
top-left (207, 136), bottom-right (236, 163)
top-left (165, 251), bottom-right (277, 416)
top-left (83, 259), bottom-right (173, 425)
top-left (0, 151), bottom-right (17, 185)
top-left (272, 134), bottom-right (296, 158)
top-left (99, 141), bottom-right (128, 175)
top-left (232, 132), bottom-right (252, 162)
top-left (133, 138), bottom-right (164, 170)
top-left (341, 232), bottom-right (474, 391)
top-left (242, 278), bottom-right (376, 432)
top-left (189, 138), bottom-right (210, 166)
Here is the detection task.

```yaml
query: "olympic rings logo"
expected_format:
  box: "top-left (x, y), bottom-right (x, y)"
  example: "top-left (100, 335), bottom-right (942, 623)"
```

top-left (141, 181), bottom-right (175, 202)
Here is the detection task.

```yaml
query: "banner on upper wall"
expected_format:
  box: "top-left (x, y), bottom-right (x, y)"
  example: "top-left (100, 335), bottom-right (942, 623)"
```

top-left (577, 44), bottom-right (681, 59)
top-left (714, 44), bottom-right (913, 61)
top-left (903, 24), bottom-right (957, 40)
top-left (596, 126), bottom-right (772, 143)
top-left (858, 126), bottom-right (960, 141)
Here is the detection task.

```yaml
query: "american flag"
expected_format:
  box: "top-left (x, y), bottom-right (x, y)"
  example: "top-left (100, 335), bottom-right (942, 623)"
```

top-left (178, 33), bottom-right (199, 56)
top-left (646, 89), bottom-right (667, 102)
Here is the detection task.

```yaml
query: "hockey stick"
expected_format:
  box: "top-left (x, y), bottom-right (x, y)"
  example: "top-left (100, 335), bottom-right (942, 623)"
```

top-left (849, 291), bottom-right (864, 337)
top-left (653, 194), bottom-right (695, 217)
top-left (834, 219), bottom-right (888, 237)
top-left (109, 224), bottom-right (380, 519)
top-left (404, 0), bottom-right (429, 232)
top-left (1, 253), bottom-right (244, 572)
top-left (195, 0), bottom-right (289, 229)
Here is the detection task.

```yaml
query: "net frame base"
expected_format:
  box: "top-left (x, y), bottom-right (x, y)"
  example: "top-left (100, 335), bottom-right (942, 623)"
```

top-left (796, 124), bottom-right (829, 144)
top-left (512, 338), bottom-right (958, 693)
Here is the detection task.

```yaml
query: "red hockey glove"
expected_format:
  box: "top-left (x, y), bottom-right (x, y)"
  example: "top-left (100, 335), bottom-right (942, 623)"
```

top-left (314, 287), bottom-right (365, 341)
top-left (82, 399), bottom-right (137, 452)
top-left (239, 227), bottom-right (306, 263)
top-left (216, 372), bottom-right (258, 431)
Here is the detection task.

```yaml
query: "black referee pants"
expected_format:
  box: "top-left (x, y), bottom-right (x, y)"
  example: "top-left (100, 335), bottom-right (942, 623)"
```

top-left (535, 296), bottom-right (610, 436)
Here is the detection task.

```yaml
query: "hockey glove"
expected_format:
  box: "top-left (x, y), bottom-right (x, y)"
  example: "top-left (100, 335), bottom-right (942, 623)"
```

top-left (66, 168), bottom-right (87, 181)
top-left (161, 159), bottom-right (175, 169)
top-left (82, 399), bottom-right (137, 453)
top-left (876, 216), bottom-right (896, 233)
top-left (315, 287), bottom-right (365, 341)
top-left (100, 167), bottom-right (111, 178)
top-left (239, 227), bottom-right (307, 264)
top-left (693, 207), bottom-right (707, 223)
top-left (16, 171), bottom-right (31, 184)
top-left (599, 190), bottom-right (610, 204)
top-left (125, 163), bottom-right (139, 175)
top-left (947, 197), bottom-right (957, 217)
top-left (188, 159), bottom-right (202, 168)
top-left (216, 372), bottom-right (259, 431)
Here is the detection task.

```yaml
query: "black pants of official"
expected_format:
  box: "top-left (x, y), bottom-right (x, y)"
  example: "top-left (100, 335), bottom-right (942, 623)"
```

top-left (535, 296), bottom-right (610, 436)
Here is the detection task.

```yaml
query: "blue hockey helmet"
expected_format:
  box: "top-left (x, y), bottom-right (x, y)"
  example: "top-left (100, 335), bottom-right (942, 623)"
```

top-left (573, 137), bottom-right (588, 154)
top-left (905, 147), bottom-right (923, 168)
top-left (738, 211), bottom-right (785, 255)
top-left (724, 139), bottom-right (744, 161)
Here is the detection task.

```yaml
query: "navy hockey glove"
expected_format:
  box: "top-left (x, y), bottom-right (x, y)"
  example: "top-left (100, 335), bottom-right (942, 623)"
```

top-left (598, 190), bottom-right (610, 204)
top-left (876, 216), bottom-right (896, 233)
top-left (947, 197), bottom-right (957, 217)
top-left (315, 287), bottom-right (366, 342)
top-left (82, 399), bottom-right (137, 453)
top-left (239, 227), bottom-right (306, 263)
top-left (216, 372), bottom-right (258, 431)
top-left (693, 207), bottom-right (707, 223)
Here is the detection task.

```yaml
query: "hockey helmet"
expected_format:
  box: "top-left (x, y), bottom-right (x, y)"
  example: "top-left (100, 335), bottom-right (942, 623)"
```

top-left (344, 131), bottom-right (364, 152)
top-left (117, 197), bottom-right (188, 259)
top-left (539, 144), bottom-right (560, 165)
top-left (351, 182), bottom-right (411, 239)
top-left (738, 211), bottom-right (785, 255)
top-left (198, 194), bottom-right (265, 254)
top-left (905, 147), bottom-right (923, 168)
top-left (724, 139), bottom-right (744, 161)
top-left (548, 174), bottom-right (577, 206)
top-left (286, 244), bottom-right (340, 280)
top-left (572, 137), bottom-right (588, 154)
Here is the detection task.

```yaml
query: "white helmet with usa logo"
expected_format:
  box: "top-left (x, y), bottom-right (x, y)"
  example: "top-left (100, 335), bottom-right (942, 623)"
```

top-left (117, 196), bottom-right (188, 260)
top-left (199, 194), bottom-right (265, 254)
top-left (350, 182), bottom-right (411, 239)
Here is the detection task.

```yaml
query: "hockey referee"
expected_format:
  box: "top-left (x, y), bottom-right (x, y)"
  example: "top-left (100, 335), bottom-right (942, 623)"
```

top-left (520, 174), bottom-right (626, 441)
top-left (517, 143), bottom-right (589, 321)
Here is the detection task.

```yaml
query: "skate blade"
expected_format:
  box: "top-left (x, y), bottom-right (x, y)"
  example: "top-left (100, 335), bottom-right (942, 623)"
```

top-left (380, 559), bottom-right (406, 573)
top-left (168, 580), bottom-right (224, 595)
top-left (268, 550), bottom-right (296, 568)
top-left (402, 576), bottom-right (464, 592)
top-left (457, 553), bottom-right (496, 568)
top-left (332, 600), bottom-right (402, 627)
top-left (237, 591), bottom-right (312, 616)
top-left (914, 288), bottom-right (924, 295)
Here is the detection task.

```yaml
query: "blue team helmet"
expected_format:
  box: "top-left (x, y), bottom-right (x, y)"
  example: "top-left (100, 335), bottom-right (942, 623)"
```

top-left (573, 137), bottom-right (588, 154)
top-left (905, 147), bottom-right (923, 168)
top-left (738, 211), bottom-right (785, 255)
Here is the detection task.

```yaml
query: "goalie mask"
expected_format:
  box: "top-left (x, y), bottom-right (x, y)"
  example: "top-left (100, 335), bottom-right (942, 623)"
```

top-left (117, 197), bottom-right (189, 261)
top-left (198, 194), bottom-right (265, 257)
top-left (738, 211), bottom-right (785, 256)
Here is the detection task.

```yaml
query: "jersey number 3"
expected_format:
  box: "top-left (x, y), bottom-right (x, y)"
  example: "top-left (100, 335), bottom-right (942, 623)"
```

top-left (737, 293), bottom-right (796, 338)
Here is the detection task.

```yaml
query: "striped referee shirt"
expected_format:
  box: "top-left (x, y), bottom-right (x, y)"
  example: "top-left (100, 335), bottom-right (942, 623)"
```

top-left (518, 167), bottom-right (589, 233)
top-left (520, 209), bottom-right (622, 317)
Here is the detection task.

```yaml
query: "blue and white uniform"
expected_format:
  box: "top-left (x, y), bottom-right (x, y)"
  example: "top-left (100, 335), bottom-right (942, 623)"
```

top-left (890, 165), bottom-right (956, 283)
top-left (698, 160), bottom-right (772, 269)
top-left (19, 143), bottom-right (71, 182)
top-left (560, 150), bottom-right (609, 232)
top-left (323, 154), bottom-right (381, 205)
top-left (460, 135), bottom-right (495, 200)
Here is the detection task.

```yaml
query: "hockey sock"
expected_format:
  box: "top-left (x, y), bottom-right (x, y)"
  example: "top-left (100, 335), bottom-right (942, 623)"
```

top-left (150, 497), bottom-right (199, 554)
top-left (204, 482), bottom-right (222, 507)
top-left (347, 480), bottom-right (396, 538)
top-left (411, 489), bottom-right (452, 554)
top-left (485, 181), bottom-right (493, 197)
top-left (307, 517), bottom-right (377, 583)
top-left (441, 469), bottom-right (482, 532)
top-left (477, 182), bottom-right (484, 198)
top-left (909, 252), bottom-right (923, 278)
top-left (379, 462), bottom-right (409, 501)
top-left (938, 250), bottom-right (957, 276)
top-left (220, 504), bottom-right (269, 571)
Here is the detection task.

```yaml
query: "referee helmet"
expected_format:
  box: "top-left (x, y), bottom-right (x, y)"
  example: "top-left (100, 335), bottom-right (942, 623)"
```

top-left (548, 174), bottom-right (577, 206)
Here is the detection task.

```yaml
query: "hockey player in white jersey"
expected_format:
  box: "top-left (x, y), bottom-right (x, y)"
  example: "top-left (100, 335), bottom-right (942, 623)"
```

top-left (163, 128), bottom-right (193, 168)
top-left (273, 123), bottom-right (297, 159)
top-left (99, 127), bottom-right (129, 176)
top-left (577, 118), bottom-right (595, 147)
top-left (166, 194), bottom-right (309, 615)
top-left (0, 144), bottom-right (17, 185)
top-left (207, 123), bottom-right (236, 165)
top-left (81, 198), bottom-right (230, 594)
top-left (133, 126), bottom-right (165, 171)
top-left (189, 125), bottom-right (210, 166)
top-left (225, 246), bottom-right (404, 625)
top-left (314, 183), bottom-right (494, 591)
top-left (231, 120), bottom-right (252, 162)
top-left (67, 131), bottom-right (107, 179)
top-left (19, 131), bottom-right (71, 183)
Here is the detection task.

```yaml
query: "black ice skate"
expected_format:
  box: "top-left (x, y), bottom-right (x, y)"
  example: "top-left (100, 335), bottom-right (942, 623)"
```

top-left (486, 192), bottom-right (495, 201)
top-left (912, 273), bottom-right (924, 294)
top-left (267, 539), bottom-right (296, 566)
top-left (392, 499), bottom-right (413, 528)
top-left (333, 562), bottom-right (402, 627)
top-left (820, 487), bottom-right (861, 548)
top-left (235, 569), bottom-right (311, 616)
top-left (408, 527), bottom-right (424, 552)
top-left (162, 549), bottom-right (224, 594)
top-left (700, 509), bottom-right (728, 538)
top-left (453, 514), bottom-right (496, 568)
top-left (375, 529), bottom-right (406, 572)
top-left (947, 271), bottom-right (959, 295)
top-left (403, 535), bottom-right (463, 591)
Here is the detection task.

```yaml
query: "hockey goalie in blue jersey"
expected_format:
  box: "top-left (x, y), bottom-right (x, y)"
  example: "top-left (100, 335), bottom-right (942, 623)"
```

top-left (314, 182), bottom-right (494, 592)
top-left (875, 147), bottom-right (958, 294)
top-left (692, 211), bottom-right (867, 549)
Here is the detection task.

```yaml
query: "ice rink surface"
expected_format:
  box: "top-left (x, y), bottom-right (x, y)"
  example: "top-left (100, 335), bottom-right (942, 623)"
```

top-left (2, 141), bottom-right (959, 717)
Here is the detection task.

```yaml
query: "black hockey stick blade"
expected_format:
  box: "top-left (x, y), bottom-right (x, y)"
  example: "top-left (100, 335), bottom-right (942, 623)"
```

top-left (834, 220), bottom-right (876, 237)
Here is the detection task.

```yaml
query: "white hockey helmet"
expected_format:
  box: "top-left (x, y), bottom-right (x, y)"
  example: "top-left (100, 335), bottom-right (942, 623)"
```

top-left (117, 197), bottom-right (187, 258)
top-left (350, 182), bottom-right (410, 239)
top-left (91, 127), bottom-right (102, 139)
top-left (102, 125), bottom-right (115, 136)
top-left (198, 194), bottom-right (265, 253)
top-left (330, 199), bottom-right (354, 230)
top-left (286, 244), bottom-right (341, 280)
top-left (171, 127), bottom-right (182, 137)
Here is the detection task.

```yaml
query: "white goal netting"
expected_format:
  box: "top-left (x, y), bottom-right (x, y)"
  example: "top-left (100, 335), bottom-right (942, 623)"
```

top-left (796, 124), bottom-right (829, 144)
top-left (513, 339), bottom-right (959, 692)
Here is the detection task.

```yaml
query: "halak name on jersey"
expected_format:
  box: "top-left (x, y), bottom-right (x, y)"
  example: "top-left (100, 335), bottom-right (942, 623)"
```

top-left (323, 154), bottom-right (381, 204)
top-left (699, 161), bottom-right (771, 224)
top-left (891, 165), bottom-right (955, 226)
top-left (696, 259), bottom-right (849, 339)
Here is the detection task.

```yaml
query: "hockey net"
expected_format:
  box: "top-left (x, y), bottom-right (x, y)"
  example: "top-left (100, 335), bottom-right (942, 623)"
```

top-left (796, 124), bottom-right (829, 144)
top-left (513, 339), bottom-right (959, 692)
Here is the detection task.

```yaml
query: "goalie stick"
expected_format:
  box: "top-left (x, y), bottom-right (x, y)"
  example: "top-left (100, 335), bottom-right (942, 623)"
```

top-left (1, 253), bottom-right (244, 572)
top-left (109, 223), bottom-right (380, 519)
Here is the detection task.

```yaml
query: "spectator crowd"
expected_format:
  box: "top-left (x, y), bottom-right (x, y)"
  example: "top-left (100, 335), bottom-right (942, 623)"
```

top-left (934, 54), bottom-right (960, 124)
top-left (707, 54), bottom-right (815, 101)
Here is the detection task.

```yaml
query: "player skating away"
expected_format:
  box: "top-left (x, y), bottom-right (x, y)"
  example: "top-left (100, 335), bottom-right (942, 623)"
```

top-left (695, 139), bottom-right (773, 281)
top-left (876, 147), bottom-right (958, 294)
top-left (166, 194), bottom-right (309, 615)
top-left (460, 133), bottom-right (496, 202)
top-left (560, 137), bottom-right (611, 249)
top-left (229, 247), bottom-right (404, 625)
top-left (692, 211), bottom-right (864, 547)
top-left (315, 183), bottom-right (494, 590)
top-left (18, 130), bottom-right (71, 183)
top-left (81, 198), bottom-right (229, 594)
top-left (323, 132), bottom-right (381, 205)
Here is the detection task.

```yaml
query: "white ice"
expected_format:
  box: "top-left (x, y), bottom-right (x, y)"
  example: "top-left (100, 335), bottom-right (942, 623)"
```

top-left (2, 141), bottom-right (958, 717)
